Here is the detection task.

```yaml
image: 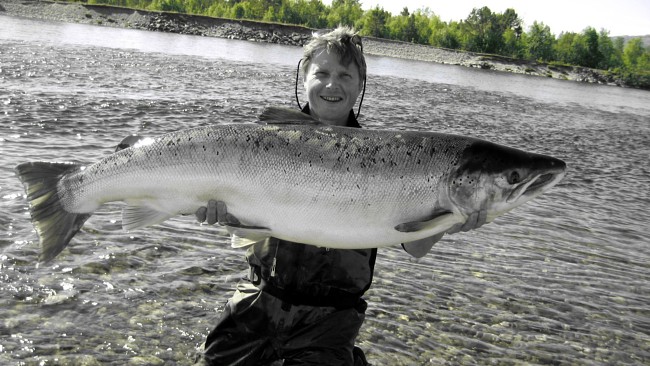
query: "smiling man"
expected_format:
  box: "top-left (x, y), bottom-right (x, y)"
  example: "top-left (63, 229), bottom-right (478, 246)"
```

top-left (300, 28), bottom-right (365, 126)
top-left (198, 25), bottom-right (489, 366)
top-left (201, 26), bottom-right (374, 366)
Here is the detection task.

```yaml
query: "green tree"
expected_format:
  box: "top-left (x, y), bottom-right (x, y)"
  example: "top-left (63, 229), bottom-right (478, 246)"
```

top-left (431, 20), bottom-right (460, 49)
top-left (231, 2), bottom-right (246, 18)
top-left (624, 38), bottom-right (647, 70)
top-left (502, 28), bottom-right (525, 58)
top-left (206, 1), bottom-right (230, 17)
top-left (387, 7), bottom-right (418, 42)
top-left (582, 27), bottom-right (602, 68)
top-left (555, 32), bottom-right (585, 65)
top-left (597, 29), bottom-right (618, 69)
top-left (149, 0), bottom-right (187, 13)
top-left (462, 6), bottom-right (498, 52)
top-left (412, 9), bottom-right (438, 45)
top-left (611, 37), bottom-right (626, 67)
top-left (526, 21), bottom-right (555, 61)
top-left (326, 0), bottom-right (363, 28)
top-left (358, 6), bottom-right (390, 38)
top-left (461, 7), bottom-right (521, 54)
top-left (291, 0), bottom-right (327, 28)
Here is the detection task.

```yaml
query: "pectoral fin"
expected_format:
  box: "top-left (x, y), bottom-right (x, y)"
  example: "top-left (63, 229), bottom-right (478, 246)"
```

top-left (395, 210), bottom-right (455, 233)
top-left (226, 223), bottom-right (272, 247)
top-left (402, 233), bottom-right (444, 258)
top-left (122, 205), bottom-right (174, 231)
top-left (230, 235), bottom-right (258, 248)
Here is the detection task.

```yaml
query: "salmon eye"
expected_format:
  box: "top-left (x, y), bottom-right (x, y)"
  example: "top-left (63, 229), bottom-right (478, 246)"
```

top-left (508, 171), bottom-right (521, 184)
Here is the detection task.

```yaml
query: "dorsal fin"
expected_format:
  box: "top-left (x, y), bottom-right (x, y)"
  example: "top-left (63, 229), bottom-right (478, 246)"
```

top-left (258, 106), bottom-right (322, 125)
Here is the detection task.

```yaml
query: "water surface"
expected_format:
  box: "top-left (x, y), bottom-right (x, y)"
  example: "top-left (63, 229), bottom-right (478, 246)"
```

top-left (1, 15), bottom-right (649, 365)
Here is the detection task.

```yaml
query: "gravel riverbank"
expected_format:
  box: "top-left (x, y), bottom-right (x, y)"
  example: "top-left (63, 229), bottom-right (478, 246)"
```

top-left (1, 0), bottom-right (619, 86)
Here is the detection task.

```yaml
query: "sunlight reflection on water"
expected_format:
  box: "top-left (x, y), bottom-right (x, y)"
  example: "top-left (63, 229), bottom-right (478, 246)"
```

top-left (1, 15), bottom-right (649, 366)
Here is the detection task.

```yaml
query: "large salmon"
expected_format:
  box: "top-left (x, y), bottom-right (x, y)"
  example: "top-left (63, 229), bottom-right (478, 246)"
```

top-left (15, 107), bottom-right (566, 261)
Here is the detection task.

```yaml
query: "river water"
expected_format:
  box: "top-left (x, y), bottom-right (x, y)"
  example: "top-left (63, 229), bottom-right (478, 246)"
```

top-left (1, 15), bottom-right (649, 365)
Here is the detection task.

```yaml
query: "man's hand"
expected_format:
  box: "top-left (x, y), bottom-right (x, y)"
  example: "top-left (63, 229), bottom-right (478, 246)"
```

top-left (447, 209), bottom-right (488, 234)
top-left (196, 200), bottom-right (240, 226)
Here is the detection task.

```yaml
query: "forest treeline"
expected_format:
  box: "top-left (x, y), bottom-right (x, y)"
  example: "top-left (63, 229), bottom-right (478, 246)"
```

top-left (83, 0), bottom-right (649, 87)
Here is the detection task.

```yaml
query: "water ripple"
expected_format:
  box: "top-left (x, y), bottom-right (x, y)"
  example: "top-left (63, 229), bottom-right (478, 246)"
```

top-left (1, 26), bottom-right (649, 365)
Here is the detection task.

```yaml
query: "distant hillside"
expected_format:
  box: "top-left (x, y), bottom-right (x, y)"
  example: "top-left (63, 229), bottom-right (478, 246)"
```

top-left (615, 35), bottom-right (650, 46)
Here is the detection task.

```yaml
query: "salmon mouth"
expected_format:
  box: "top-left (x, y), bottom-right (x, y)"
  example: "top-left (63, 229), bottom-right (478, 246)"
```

top-left (506, 170), bottom-right (564, 203)
top-left (527, 173), bottom-right (555, 192)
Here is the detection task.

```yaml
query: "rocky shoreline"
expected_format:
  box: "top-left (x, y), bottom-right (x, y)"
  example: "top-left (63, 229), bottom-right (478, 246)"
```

top-left (1, 0), bottom-right (620, 86)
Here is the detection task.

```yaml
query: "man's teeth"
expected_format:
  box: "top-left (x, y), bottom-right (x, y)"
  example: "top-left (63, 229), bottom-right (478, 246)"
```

top-left (321, 96), bottom-right (342, 102)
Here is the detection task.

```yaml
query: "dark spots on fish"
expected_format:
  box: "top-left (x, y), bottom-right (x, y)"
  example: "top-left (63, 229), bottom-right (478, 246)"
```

top-left (453, 175), bottom-right (477, 186)
top-left (202, 145), bottom-right (207, 151)
top-left (166, 140), bottom-right (175, 147)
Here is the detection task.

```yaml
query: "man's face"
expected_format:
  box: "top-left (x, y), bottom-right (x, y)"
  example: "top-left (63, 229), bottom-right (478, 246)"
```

top-left (303, 48), bottom-right (362, 126)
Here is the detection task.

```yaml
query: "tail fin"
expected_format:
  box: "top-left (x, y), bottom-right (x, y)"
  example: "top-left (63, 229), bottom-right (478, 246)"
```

top-left (14, 162), bottom-right (91, 262)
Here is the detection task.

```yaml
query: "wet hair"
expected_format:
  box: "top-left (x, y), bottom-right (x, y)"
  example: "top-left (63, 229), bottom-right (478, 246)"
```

top-left (301, 26), bottom-right (367, 83)
top-left (295, 25), bottom-right (367, 116)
